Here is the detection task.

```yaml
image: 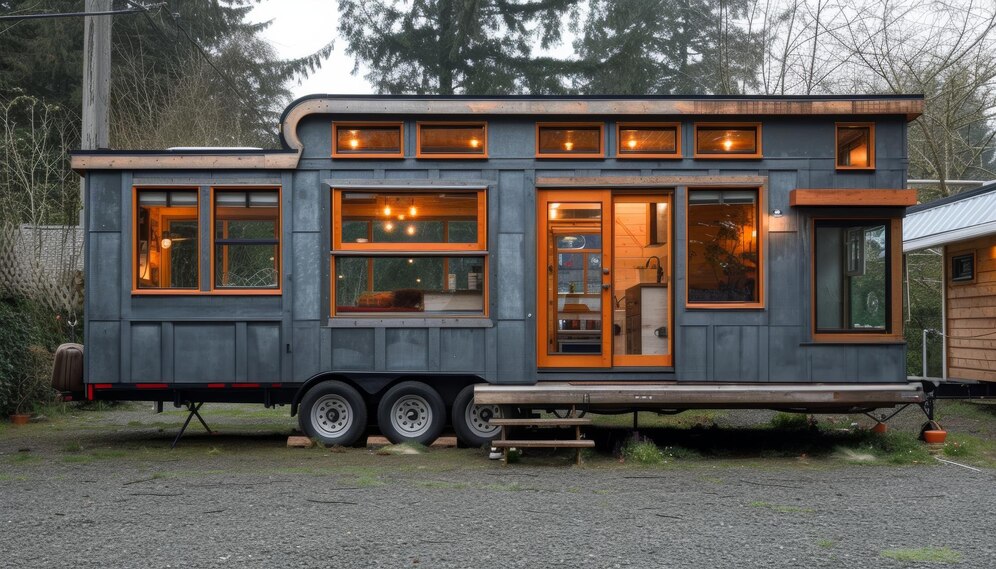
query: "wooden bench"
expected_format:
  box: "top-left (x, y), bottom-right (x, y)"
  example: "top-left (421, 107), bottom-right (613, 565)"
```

top-left (489, 411), bottom-right (593, 465)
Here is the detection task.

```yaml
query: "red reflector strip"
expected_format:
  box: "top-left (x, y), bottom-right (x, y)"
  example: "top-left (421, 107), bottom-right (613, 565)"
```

top-left (233, 383), bottom-right (260, 388)
top-left (271, 383), bottom-right (282, 388)
top-left (92, 383), bottom-right (113, 389)
top-left (136, 383), bottom-right (168, 389)
top-left (87, 384), bottom-right (95, 400)
top-left (207, 383), bottom-right (226, 389)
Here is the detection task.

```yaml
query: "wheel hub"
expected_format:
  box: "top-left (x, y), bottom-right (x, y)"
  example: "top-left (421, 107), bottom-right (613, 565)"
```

top-left (391, 395), bottom-right (432, 437)
top-left (311, 394), bottom-right (353, 438)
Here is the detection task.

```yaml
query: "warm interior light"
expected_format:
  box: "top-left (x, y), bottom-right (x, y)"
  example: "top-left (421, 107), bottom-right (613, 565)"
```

top-left (469, 138), bottom-right (480, 148)
top-left (723, 138), bottom-right (733, 151)
top-left (383, 205), bottom-right (392, 216)
top-left (398, 214), bottom-right (406, 221)
top-left (349, 139), bottom-right (359, 149)
top-left (160, 233), bottom-right (172, 249)
top-left (384, 221), bottom-right (394, 232)
top-left (627, 139), bottom-right (638, 149)
top-left (406, 225), bottom-right (416, 236)
top-left (408, 258), bottom-right (414, 264)
top-left (751, 229), bottom-right (758, 238)
top-left (416, 278), bottom-right (422, 284)
top-left (563, 141), bottom-right (574, 151)
top-left (409, 205), bottom-right (417, 217)
top-left (338, 274), bottom-right (344, 279)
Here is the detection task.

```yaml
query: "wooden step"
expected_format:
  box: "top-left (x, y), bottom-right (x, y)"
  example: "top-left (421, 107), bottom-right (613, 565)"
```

top-left (492, 439), bottom-right (595, 448)
top-left (489, 418), bottom-right (591, 427)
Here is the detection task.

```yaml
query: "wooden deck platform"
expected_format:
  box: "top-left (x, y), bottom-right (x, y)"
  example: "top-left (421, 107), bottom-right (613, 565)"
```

top-left (475, 382), bottom-right (926, 412)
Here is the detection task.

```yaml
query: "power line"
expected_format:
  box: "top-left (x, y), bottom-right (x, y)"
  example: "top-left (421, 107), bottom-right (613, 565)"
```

top-left (0, 8), bottom-right (142, 21)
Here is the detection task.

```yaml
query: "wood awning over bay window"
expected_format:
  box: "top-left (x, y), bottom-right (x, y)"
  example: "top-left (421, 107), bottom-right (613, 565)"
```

top-left (789, 189), bottom-right (918, 207)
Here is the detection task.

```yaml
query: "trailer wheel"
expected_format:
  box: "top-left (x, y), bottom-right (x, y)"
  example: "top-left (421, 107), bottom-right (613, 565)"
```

top-left (451, 385), bottom-right (502, 447)
top-left (299, 381), bottom-right (367, 447)
top-left (377, 381), bottom-right (445, 445)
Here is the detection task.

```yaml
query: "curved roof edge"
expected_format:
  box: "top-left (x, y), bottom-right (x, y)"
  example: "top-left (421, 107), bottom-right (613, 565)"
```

top-left (278, 94), bottom-right (925, 151)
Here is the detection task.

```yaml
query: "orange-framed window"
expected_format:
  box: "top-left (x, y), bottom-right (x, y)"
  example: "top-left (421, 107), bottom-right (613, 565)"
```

top-left (693, 123), bottom-right (762, 158)
top-left (812, 219), bottom-right (901, 339)
top-left (416, 122), bottom-right (487, 158)
top-left (836, 123), bottom-right (875, 169)
top-left (536, 123), bottom-right (604, 158)
top-left (333, 189), bottom-right (486, 251)
top-left (616, 122), bottom-right (681, 158)
top-left (134, 188), bottom-right (199, 293)
top-left (331, 188), bottom-right (487, 317)
top-left (332, 122), bottom-right (404, 158)
top-left (686, 188), bottom-right (764, 308)
top-left (211, 188), bottom-right (281, 292)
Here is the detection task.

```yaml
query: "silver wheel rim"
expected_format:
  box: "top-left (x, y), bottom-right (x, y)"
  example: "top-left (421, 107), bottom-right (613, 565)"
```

top-left (391, 395), bottom-right (433, 437)
top-left (465, 402), bottom-right (501, 439)
top-left (311, 394), bottom-right (353, 438)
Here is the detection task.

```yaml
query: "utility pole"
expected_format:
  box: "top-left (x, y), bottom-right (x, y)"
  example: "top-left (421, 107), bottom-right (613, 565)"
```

top-left (81, 0), bottom-right (112, 223)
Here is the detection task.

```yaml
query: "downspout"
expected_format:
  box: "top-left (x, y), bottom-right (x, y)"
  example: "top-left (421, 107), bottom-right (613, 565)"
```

top-left (941, 245), bottom-right (947, 380)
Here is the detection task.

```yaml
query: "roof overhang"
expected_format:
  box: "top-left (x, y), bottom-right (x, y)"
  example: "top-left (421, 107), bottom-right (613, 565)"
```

top-left (790, 189), bottom-right (918, 207)
top-left (903, 221), bottom-right (996, 252)
top-left (69, 150), bottom-right (299, 173)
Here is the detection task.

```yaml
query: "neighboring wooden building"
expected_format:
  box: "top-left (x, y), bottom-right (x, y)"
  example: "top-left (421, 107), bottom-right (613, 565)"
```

top-left (905, 182), bottom-right (996, 383)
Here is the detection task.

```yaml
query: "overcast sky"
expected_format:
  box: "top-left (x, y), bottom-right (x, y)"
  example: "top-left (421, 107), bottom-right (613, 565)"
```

top-left (250, 0), bottom-right (373, 99)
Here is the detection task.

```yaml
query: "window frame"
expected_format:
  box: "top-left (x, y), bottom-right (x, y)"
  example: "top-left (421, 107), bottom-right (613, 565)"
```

top-left (950, 250), bottom-right (976, 284)
top-left (332, 188), bottom-right (487, 252)
top-left (535, 122), bottom-right (605, 159)
top-left (615, 122), bottom-right (682, 159)
top-left (331, 121), bottom-right (405, 159)
top-left (809, 217), bottom-right (903, 342)
top-left (835, 122), bottom-right (875, 170)
top-left (693, 122), bottom-right (763, 159)
top-left (209, 186), bottom-right (283, 295)
top-left (684, 186), bottom-right (766, 310)
top-left (330, 187), bottom-right (489, 318)
top-left (131, 186), bottom-right (202, 295)
top-left (416, 121), bottom-right (488, 159)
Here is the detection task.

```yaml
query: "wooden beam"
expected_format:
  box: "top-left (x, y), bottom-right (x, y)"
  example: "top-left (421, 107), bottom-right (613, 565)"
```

top-left (536, 175), bottom-right (767, 188)
top-left (789, 189), bottom-right (918, 207)
top-left (71, 152), bottom-right (300, 172)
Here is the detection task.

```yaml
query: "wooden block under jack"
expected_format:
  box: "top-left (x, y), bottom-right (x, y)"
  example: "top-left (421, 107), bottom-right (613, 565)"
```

top-left (287, 436), bottom-right (315, 448)
top-left (365, 435), bottom-right (458, 448)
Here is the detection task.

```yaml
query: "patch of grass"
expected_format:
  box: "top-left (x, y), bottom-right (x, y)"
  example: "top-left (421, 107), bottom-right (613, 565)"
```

top-left (622, 439), bottom-right (667, 465)
top-left (62, 441), bottom-right (83, 453)
top-left (861, 432), bottom-right (934, 465)
top-left (769, 412), bottom-right (812, 430)
top-left (748, 501), bottom-right (814, 514)
top-left (62, 454), bottom-right (95, 464)
top-left (662, 445), bottom-right (700, 459)
top-left (11, 452), bottom-right (38, 463)
top-left (942, 440), bottom-right (972, 457)
top-left (482, 481), bottom-right (532, 492)
top-left (935, 400), bottom-right (996, 421)
top-left (417, 480), bottom-right (469, 490)
top-left (817, 539), bottom-right (834, 549)
top-left (880, 547), bottom-right (962, 563)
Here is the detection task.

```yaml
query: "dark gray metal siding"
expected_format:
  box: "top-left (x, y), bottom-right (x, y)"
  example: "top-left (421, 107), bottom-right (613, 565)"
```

top-left (83, 114), bottom-right (909, 390)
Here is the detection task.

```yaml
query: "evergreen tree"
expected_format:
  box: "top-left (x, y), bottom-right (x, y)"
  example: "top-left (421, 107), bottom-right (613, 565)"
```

top-left (572, 0), bottom-right (760, 95)
top-left (335, 0), bottom-right (578, 95)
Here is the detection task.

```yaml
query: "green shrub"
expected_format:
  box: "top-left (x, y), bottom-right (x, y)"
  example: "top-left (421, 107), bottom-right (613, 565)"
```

top-left (0, 297), bottom-right (73, 416)
top-left (769, 412), bottom-right (812, 430)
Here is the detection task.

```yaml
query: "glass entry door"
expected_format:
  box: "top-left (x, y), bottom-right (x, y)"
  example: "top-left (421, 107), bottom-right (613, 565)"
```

top-left (538, 190), bottom-right (672, 368)
top-left (538, 191), bottom-right (611, 367)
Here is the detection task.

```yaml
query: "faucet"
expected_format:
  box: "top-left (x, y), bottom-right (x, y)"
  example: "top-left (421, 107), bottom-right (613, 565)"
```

top-left (645, 256), bottom-right (663, 284)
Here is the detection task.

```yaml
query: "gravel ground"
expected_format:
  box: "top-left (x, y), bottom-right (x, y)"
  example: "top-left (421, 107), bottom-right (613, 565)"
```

top-left (1, 403), bottom-right (994, 568)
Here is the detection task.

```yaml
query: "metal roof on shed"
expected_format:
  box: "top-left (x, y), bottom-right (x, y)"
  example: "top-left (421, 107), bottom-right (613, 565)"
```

top-left (903, 181), bottom-right (996, 251)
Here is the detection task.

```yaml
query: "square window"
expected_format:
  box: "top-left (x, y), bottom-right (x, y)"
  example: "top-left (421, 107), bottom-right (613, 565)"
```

top-left (951, 253), bottom-right (974, 282)
top-left (836, 123), bottom-right (874, 169)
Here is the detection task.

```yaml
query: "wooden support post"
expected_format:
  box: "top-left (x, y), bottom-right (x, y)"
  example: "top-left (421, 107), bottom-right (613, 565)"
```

top-left (81, 0), bottom-right (112, 224)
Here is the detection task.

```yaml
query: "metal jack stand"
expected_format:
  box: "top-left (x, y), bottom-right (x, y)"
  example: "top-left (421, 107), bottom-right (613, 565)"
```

top-left (863, 403), bottom-right (911, 428)
top-left (171, 402), bottom-right (213, 448)
top-left (918, 394), bottom-right (943, 439)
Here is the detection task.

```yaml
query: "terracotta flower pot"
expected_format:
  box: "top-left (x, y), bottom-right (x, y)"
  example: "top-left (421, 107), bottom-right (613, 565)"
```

top-left (871, 422), bottom-right (888, 434)
top-left (923, 430), bottom-right (947, 444)
top-left (9, 413), bottom-right (31, 425)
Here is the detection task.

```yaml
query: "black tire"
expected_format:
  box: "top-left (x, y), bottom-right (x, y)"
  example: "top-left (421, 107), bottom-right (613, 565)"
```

top-left (451, 384), bottom-right (502, 447)
top-left (298, 381), bottom-right (367, 447)
top-left (376, 381), bottom-right (445, 445)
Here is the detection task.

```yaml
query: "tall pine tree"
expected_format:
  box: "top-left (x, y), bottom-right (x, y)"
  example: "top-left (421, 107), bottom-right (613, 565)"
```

top-left (335, 0), bottom-right (578, 95)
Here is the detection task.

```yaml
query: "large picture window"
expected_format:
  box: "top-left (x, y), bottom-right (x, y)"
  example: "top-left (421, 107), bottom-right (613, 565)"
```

top-left (213, 189), bottom-right (281, 291)
top-left (814, 220), bottom-right (891, 333)
top-left (332, 188), bottom-right (487, 316)
top-left (135, 189), bottom-right (199, 291)
top-left (686, 189), bottom-right (762, 306)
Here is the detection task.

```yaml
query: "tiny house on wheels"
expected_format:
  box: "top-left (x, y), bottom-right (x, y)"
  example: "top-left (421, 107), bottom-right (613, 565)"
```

top-left (65, 94), bottom-right (930, 447)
